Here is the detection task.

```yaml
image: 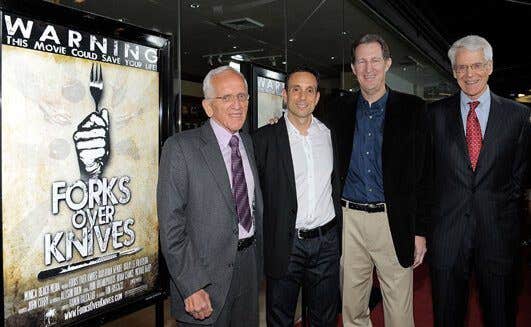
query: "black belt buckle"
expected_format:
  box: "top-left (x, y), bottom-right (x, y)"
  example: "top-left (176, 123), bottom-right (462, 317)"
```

top-left (341, 199), bottom-right (385, 213)
top-left (237, 236), bottom-right (255, 251)
top-left (365, 203), bottom-right (384, 213)
top-left (296, 218), bottom-right (336, 240)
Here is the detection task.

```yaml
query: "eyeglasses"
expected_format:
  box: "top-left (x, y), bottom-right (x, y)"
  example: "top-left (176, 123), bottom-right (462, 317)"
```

top-left (208, 93), bottom-right (250, 103)
top-left (354, 57), bottom-right (385, 66)
top-left (453, 62), bottom-right (489, 74)
top-left (287, 86), bottom-right (318, 95)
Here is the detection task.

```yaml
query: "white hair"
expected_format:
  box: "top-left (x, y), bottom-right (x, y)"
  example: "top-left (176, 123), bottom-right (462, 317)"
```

top-left (448, 35), bottom-right (493, 67)
top-left (202, 66), bottom-right (248, 98)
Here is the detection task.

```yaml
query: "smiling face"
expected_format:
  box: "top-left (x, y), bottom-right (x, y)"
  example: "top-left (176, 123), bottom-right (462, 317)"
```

top-left (453, 48), bottom-right (493, 100)
top-left (283, 71), bottom-right (320, 120)
top-left (202, 70), bottom-right (248, 133)
top-left (351, 42), bottom-right (391, 99)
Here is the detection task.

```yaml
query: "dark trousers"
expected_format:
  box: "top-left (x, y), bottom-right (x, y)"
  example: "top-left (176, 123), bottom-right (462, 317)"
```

top-left (178, 244), bottom-right (258, 327)
top-left (266, 225), bottom-right (340, 327)
top-left (431, 231), bottom-right (516, 327)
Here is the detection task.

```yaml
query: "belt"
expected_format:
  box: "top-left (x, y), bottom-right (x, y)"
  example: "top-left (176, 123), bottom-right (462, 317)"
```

top-left (296, 218), bottom-right (337, 240)
top-left (341, 199), bottom-right (385, 213)
top-left (237, 236), bottom-right (255, 251)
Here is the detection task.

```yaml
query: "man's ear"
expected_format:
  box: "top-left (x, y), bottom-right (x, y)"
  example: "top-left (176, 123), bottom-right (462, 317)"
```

top-left (202, 99), bottom-right (213, 117)
top-left (384, 57), bottom-right (392, 72)
top-left (282, 88), bottom-right (288, 104)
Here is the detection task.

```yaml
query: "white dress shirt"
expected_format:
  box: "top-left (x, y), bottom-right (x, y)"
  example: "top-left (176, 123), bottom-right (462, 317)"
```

top-left (285, 114), bottom-right (335, 230)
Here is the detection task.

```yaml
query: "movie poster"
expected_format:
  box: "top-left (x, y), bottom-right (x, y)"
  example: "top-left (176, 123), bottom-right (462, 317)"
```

top-left (2, 12), bottom-right (160, 326)
top-left (256, 76), bottom-right (284, 128)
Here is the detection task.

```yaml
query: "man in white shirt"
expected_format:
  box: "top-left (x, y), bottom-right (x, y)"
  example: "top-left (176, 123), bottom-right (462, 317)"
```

top-left (253, 67), bottom-right (342, 326)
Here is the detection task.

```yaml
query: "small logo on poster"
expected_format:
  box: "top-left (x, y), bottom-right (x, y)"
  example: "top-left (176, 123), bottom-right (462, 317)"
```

top-left (44, 308), bottom-right (57, 326)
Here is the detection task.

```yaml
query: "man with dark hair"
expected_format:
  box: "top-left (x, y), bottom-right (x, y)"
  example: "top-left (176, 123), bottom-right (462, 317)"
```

top-left (428, 35), bottom-right (530, 327)
top-left (323, 34), bottom-right (432, 326)
top-left (254, 67), bottom-right (342, 326)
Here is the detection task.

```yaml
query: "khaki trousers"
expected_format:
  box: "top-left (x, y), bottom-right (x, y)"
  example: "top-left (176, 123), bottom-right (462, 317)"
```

top-left (341, 207), bottom-right (413, 327)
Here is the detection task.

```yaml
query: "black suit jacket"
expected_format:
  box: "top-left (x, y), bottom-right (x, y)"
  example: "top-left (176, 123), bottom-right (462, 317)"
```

top-left (322, 89), bottom-right (432, 268)
top-left (427, 92), bottom-right (530, 274)
top-left (253, 116), bottom-right (342, 278)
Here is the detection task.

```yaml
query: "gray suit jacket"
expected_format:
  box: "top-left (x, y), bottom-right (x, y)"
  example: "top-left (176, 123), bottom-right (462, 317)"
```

top-left (157, 122), bottom-right (263, 324)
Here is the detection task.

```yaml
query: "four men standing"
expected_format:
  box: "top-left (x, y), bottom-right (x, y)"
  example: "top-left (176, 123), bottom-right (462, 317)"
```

top-left (157, 34), bottom-right (529, 326)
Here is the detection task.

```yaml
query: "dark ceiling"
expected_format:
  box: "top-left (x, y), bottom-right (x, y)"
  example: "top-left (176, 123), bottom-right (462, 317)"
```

top-left (32, 0), bottom-right (531, 102)
top-left (412, 0), bottom-right (531, 98)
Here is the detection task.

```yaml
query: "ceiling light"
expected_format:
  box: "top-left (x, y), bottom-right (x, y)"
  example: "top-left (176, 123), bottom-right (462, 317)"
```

top-left (233, 46), bottom-right (238, 49)
top-left (330, 56), bottom-right (335, 60)
top-left (517, 93), bottom-right (525, 97)
top-left (190, 3), bottom-right (200, 9)
top-left (281, 61), bottom-right (287, 65)
top-left (288, 38), bottom-right (295, 42)
top-left (231, 54), bottom-right (244, 61)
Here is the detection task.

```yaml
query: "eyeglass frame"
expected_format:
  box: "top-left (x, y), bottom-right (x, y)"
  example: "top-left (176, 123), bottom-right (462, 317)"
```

top-left (206, 93), bottom-right (250, 103)
top-left (453, 61), bottom-right (490, 74)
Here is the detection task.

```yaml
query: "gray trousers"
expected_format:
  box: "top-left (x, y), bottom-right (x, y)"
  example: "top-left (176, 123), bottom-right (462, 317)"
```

top-left (178, 244), bottom-right (259, 327)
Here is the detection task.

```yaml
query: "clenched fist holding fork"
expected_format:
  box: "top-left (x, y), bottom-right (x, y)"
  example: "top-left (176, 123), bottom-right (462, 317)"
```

top-left (73, 63), bottom-right (110, 180)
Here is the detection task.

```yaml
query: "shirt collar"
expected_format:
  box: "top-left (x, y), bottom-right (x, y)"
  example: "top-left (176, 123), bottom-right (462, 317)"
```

top-left (358, 89), bottom-right (389, 112)
top-left (285, 114), bottom-right (326, 136)
top-left (210, 118), bottom-right (240, 148)
top-left (460, 85), bottom-right (490, 109)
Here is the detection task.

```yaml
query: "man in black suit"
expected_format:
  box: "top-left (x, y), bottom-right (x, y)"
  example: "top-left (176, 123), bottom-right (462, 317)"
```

top-left (428, 35), bottom-right (530, 327)
top-left (323, 34), bottom-right (432, 326)
top-left (253, 67), bottom-right (342, 326)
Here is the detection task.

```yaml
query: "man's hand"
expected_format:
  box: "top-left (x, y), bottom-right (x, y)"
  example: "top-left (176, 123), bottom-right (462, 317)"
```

top-left (73, 108), bottom-right (110, 179)
top-left (184, 289), bottom-right (213, 320)
top-left (268, 115), bottom-right (280, 125)
top-left (413, 235), bottom-right (427, 268)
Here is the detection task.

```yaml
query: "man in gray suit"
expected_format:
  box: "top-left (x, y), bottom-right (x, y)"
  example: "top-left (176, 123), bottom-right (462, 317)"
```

top-left (158, 66), bottom-right (263, 326)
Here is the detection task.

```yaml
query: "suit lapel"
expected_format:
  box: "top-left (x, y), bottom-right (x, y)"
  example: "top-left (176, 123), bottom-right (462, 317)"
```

top-left (199, 123), bottom-right (237, 216)
top-left (277, 117), bottom-right (296, 195)
top-left (447, 94), bottom-right (470, 165)
top-left (241, 133), bottom-right (263, 217)
top-left (474, 92), bottom-right (503, 180)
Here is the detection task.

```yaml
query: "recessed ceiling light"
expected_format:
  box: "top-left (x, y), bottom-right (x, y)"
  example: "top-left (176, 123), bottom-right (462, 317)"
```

top-left (281, 61), bottom-right (287, 65)
top-left (190, 3), bottom-right (200, 9)
top-left (233, 46), bottom-right (238, 49)
top-left (288, 38), bottom-right (295, 42)
top-left (517, 93), bottom-right (525, 97)
top-left (330, 56), bottom-right (335, 60)
top-left (341, 31), bottom-right (348, 35)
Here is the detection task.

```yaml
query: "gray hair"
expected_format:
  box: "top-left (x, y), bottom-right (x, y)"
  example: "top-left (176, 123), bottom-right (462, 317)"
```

top-left (448, 35), bottom-right (493, 67)
top-left (202, 66), bottom-right (248, 98)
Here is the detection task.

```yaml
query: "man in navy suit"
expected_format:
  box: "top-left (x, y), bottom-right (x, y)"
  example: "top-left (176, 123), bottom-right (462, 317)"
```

top-left (428, 35), bottom-right (530, 327)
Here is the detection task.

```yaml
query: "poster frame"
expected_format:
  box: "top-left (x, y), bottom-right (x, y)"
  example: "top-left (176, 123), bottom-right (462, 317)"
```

top-left (241, 62), bottom-right (286, 133)
top-left (0, 0), bottom-right (174, 325)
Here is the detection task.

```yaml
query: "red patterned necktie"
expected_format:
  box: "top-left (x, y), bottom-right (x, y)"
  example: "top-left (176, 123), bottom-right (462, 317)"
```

top-left (229, 135), bottom-right (252, 232)
top-left (466, 101), bottom-right (482, 171)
